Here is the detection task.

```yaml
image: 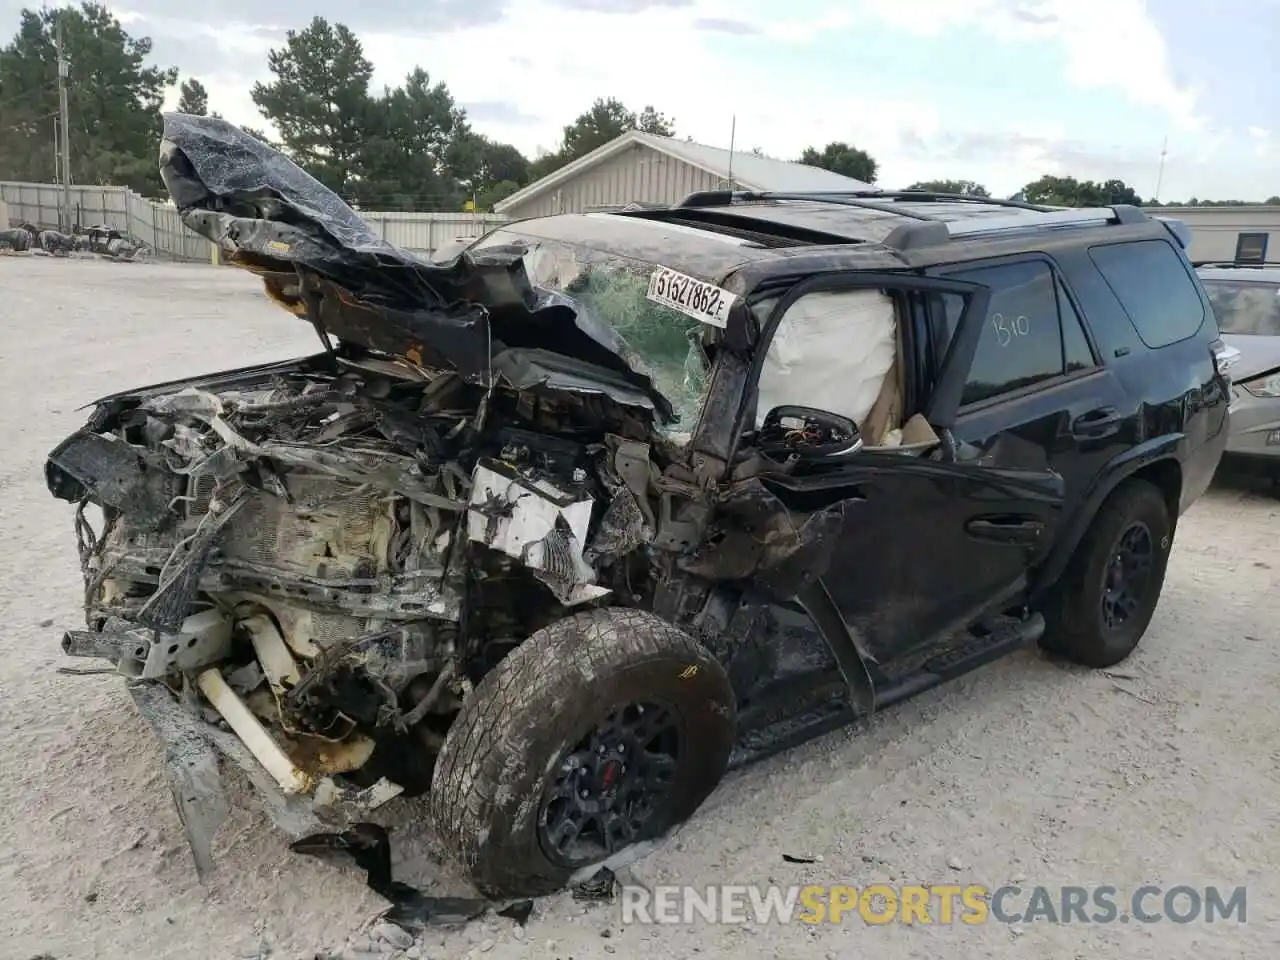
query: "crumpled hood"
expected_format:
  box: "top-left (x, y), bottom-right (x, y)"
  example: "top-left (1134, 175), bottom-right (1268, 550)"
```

top-left (157, 112), bottom-right (675, 422)
top-left (1222, 333), bottom-right (1280, 383)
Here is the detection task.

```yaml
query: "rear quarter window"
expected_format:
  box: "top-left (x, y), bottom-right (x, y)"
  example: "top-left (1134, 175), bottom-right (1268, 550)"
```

top-left (1088, 239), bottom-right (1206, 348)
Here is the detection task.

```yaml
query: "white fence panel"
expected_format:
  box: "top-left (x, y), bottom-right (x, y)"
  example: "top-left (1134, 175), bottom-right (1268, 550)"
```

top-left (2, 181), bottom-right (510, 261)
top-left (363, 211), bottom-right (508, 253)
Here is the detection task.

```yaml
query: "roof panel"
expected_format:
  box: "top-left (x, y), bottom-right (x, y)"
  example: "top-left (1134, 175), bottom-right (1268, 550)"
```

top-left (473, 212), bottom-right (782, 286)
top-left (663, 198), bottom-right (1098, 244)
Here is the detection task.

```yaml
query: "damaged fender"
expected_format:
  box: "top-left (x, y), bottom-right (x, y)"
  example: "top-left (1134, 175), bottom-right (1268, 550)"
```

top-left (680, 476), bottom-right (877, 716)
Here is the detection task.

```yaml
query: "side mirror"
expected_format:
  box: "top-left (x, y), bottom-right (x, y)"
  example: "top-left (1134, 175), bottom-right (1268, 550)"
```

top-left (758, 405), bottom-right (862, 460)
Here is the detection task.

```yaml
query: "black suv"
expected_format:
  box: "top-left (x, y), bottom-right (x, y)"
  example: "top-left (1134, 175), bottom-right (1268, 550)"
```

top-left (47, 116), bottom-right (1233, 901)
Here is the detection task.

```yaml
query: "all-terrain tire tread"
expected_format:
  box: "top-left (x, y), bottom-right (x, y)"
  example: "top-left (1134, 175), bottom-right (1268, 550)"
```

top-left (429, 607), bottom-right (727, 894)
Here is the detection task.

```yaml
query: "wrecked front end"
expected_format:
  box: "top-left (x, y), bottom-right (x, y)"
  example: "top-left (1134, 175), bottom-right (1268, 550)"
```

top-left (47, 348), bottom-right (677, 874)
top-left (44, 113), bottom-right (708, 877)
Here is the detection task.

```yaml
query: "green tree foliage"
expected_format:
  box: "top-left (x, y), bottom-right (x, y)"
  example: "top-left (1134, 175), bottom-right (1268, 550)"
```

top-left (1020, 175), bottom-right (1142, 206)
top-left (249, 19), bottom-right (532, 210)
top-left (177, 77), bottom-right (209, 116)
top-left (636, 105), bottom-right (676, 136)
top-left (250, 17), bottom-right (374, 196)
top-left (0, 2), bottom-right (176, 193)
top-left (1174, 197), bottom-right (1277, 206)
top-left (356, 67), bottom-right (470, 210)
top-left (905, 179), bottom-right (990, 197)
top-left (475, 180), bottom-right (522, 210)
top-left (448, 132), bottom-right (531, 210)
top-left (797, 142), bottom-right (878, 183)
top-left (529, 97), bottom-right (677, 180)
top-left (561, 97), bottom-right (636, 158)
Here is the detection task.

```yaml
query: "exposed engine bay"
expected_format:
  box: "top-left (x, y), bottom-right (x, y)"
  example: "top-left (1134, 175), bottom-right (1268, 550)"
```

top-left (47, 339), bottom-right (691, 858)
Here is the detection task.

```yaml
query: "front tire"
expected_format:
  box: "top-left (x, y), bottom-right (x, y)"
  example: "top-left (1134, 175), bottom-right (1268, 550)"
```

top-left (1040, 479), bottom-right (1173, 668)
top-left (430, 608), bottom-right (736, 899)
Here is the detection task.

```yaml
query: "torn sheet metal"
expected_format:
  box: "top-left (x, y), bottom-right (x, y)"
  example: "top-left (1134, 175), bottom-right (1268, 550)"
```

top-left (63, 611), bottom-right (233, 680)
top-left (45, 431), bottom-right (181, 531)
top-left (312, 776), bottom-right (404, 818)
top-left (291, 822), bottom-right (534, 933)
top-left (680, 478), bottom-right (848, 598)
top-left (157, 113), bottom-right (675, 420)
top-left (132, 674), bottom-right (404, 867)
top-left (46, 137), bottom-right (719, 879)
top-left (467, 459), bottom-right (610, 605)
top-left (128, 681), bottom-right (230, 879)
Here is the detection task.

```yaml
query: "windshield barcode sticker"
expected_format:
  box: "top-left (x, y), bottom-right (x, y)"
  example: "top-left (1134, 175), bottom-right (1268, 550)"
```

top-left (646, 266), bottom-right (737, 328)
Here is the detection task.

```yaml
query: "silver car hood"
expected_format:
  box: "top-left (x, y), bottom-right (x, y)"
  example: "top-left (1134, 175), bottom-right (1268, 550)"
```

top-left (1222, 333), bottom-right (1280, 382)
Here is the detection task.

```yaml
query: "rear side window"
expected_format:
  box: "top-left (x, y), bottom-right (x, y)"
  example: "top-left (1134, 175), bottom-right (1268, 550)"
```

top-left (1088, 239), bottom-right (1205, 348)
top-left (940, 259), bottom-right (1097, 406)
top-left (1201, 279), bottom-right (1280, 336)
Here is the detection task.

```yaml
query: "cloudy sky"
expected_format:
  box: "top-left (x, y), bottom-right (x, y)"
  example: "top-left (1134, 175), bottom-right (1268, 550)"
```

top-left (8, 0), bottom-right (1278, 200)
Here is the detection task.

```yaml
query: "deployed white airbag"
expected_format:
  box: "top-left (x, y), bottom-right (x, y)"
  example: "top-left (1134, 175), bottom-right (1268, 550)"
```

top-left (755, 289), bottom-right (898, 429)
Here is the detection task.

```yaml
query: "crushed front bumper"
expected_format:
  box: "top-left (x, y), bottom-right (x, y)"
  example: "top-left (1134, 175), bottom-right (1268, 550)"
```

top-left (121, 675), bottom-right (403, 879)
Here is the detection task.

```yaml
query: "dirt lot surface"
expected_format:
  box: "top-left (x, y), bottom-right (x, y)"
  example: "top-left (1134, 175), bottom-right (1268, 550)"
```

top-left (1, 257), bottom-right (1277, 960)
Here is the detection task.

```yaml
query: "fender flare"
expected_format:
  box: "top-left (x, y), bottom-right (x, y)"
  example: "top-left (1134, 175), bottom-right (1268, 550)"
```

top-left (1029, 436), bottom-right (1184, 601)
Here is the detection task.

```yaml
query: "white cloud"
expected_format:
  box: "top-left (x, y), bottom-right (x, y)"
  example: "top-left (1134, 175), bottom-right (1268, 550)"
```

top-left (853, 0), bottom-right (1203, 132)
top-left (1249, 128), bottom-right (1272, 159)
top-left (356, 0), bottom-right (941, 164)
top-left (136, 0), bottom-right (1268, 200)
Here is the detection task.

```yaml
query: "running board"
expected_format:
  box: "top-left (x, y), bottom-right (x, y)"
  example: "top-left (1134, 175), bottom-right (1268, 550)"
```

top-left (872, 612), bottom-right (1045, 710)
top-left (727, 614), bottom-right (1045, 770)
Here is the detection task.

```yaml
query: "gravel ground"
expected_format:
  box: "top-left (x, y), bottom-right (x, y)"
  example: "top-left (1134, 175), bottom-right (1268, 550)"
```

top-left (1, 257), bottom-right (1277, 960)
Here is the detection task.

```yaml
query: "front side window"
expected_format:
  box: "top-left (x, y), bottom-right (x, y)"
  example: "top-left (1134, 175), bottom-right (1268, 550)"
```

top-left (470, 229), bottom-right (716, 435)
top-left (940, 259), bottom-right (1095, 406)
top-left (1088, 239), bottom-right (1206, 348)
top-left (1201, 279), bottom-right (1280, 336)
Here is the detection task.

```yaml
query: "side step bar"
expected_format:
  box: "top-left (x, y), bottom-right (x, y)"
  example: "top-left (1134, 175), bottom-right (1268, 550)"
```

top-left (727, 612), bottom-right (1045, 770)
top-left (873, 612), bottom-right (1045, 710)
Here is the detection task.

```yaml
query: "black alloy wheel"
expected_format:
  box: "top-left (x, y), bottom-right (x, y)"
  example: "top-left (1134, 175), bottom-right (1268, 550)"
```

top-left (538, 700), bottom-right (682, 867)
top-left (1100, 521), bottom-right (1155, 632)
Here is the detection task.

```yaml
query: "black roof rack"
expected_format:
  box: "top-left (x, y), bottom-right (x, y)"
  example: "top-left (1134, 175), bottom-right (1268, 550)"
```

top-left (1192, 260), bottom-right (1280, 268)
top-left (675, 190), bottom-right (1150, 251)
top-left (676, 189), bottom-right (1058, 213)
top-left (677, 190), bottom-right (941, 221)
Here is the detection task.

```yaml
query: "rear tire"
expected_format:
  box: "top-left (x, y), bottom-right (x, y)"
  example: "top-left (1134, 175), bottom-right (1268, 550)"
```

top-left (1040, 479), bottom-right (1173, 668)
top-left (430, 607), bottom-right (736, 899)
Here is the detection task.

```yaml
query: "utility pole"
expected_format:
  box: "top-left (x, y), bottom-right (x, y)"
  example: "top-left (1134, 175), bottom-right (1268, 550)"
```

top-left (726, 115), bottom-right (736, 191)
top-left (1153, 136), bottom-right (1168, 205)
top-left (55, 10), bottom-right (72, 231)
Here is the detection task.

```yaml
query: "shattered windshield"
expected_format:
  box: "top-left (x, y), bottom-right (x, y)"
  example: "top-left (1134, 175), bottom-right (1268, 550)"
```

top-left (471, 230), bottom-right (714, 436)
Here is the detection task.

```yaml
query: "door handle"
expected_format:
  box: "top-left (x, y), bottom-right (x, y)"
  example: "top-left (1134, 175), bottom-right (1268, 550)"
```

top-left (966, 517), bottom-right (1045, 545)
top-left (1071, 406), bottom-right (1121, 437)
